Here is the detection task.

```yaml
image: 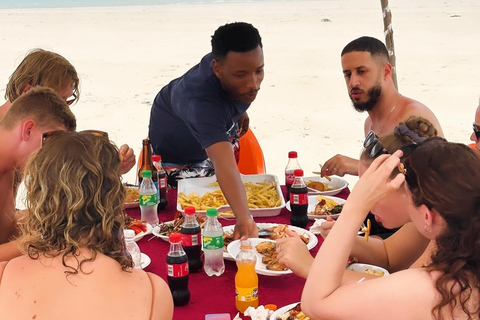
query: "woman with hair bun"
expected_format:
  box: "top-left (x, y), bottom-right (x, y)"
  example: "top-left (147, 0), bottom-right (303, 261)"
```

top-left (0, 131), bottom-right (173, 320)
top-left (277, 116), bottom-right (439, 281)
top-left (302, 138), bottom-right (480, 320)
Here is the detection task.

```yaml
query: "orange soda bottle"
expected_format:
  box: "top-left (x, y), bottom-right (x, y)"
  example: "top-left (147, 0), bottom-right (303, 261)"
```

top-left (235, 239), bottom-right (259, 313)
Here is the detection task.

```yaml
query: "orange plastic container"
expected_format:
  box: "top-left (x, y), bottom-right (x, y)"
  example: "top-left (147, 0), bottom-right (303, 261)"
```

top-left (237, 128), bottom-right (266, 175)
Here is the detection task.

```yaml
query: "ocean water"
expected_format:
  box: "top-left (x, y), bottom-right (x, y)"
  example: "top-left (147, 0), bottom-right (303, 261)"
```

top-left (0, 0), bottom-right (324, 9)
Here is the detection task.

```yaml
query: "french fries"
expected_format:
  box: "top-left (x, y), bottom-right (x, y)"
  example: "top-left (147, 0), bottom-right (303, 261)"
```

top-left (361, 219), bottom-right (371, 242)
top-left (178, 181), bottom-right (281, 210)
top-left (125, 187), bottom-right (139, 203)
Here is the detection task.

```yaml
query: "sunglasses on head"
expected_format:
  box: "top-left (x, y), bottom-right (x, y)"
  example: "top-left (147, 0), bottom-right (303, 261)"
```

top-left (363, 130), bottom-right (388, 158)
top-left (65, 93), bottom-right (77, 106)
top-left (42, 130), bottom-right (108, 146)
top-left (473, 123), bottom-right (480, 140)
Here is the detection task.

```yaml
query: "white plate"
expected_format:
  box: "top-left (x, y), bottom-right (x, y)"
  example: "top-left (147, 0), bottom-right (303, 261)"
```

top-left (140, 253), bottom-right (151, 269)
top-left (126, 223), bottom-right (153, 242)
top-left (303, 176), bottom-right (349, 196)
top-left (222, 223), bottom-right (318, 261)
top-left (152, 220), bottom-right (181, 241)
top-left (176, 174), bottom-right (285, 217)
top-left (270, 302), bottom-right (300, 320)
top-left (227, 238), bottom-right (292, 276)
top-left (286, 195), bottom-right (346, 220)
top-left (346, 263), bottom-right (389, 276)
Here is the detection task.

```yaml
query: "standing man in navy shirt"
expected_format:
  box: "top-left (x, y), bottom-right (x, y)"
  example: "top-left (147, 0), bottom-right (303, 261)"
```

top-left (149, 22), bottom-right (264, 239)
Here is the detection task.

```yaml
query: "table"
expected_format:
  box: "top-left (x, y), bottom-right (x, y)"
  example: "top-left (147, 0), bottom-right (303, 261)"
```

top-left (125, 186), bottom-right (350, 319)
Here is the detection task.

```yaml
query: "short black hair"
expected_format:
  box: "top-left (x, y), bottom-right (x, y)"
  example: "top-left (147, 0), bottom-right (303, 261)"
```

top-left (341, 36), bottom-right (389, 63)
top-left (211, 22), bottom-right (262, 61)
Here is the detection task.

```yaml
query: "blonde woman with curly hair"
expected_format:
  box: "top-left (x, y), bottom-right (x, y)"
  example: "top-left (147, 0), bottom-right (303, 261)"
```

top-left (0, 131), bottom-right (173, 320)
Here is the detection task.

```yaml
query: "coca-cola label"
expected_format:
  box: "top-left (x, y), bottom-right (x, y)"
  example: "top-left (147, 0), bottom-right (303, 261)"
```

top-left (285, 173), bottom-right (295, 184)
top-left (160, 177), bottom-right (167, 189)
top-left (203, 235), bottom-right (223, 250)
top-left (167, 261), bottom-right (189, 277)
top-left (290, 193), bottom-right (308, 205)
top-left (181, 233), bottom-right (200, 246)
top-left (139, 193), bottom-right (158, 206)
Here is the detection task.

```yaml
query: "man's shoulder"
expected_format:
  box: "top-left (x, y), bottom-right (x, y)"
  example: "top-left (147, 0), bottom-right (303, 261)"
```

top-left (398, 95), bottom-right (444, 135)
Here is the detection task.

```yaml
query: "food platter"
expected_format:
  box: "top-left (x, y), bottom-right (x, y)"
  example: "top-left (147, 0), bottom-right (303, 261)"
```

top-left (270, 302), bottom-right (301, 320)
top-left (152, 220), bottom-right (177, 241)
top-left (286, 195), bottom-right (346, 220)
top-left (128, 222), bottom-right (152, 242)
top-left (176, 174), bottom-right (285, 217)
top-left (346, 263), bottom-right (390, 276)
top-left (222, 223), bottom-right (318, 261)
top-left (303, 176), bottom-right (349, 196)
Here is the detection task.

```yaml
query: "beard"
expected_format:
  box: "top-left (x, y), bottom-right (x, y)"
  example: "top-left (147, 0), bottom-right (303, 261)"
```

top-left (350, 84), bottom-right (382, 112)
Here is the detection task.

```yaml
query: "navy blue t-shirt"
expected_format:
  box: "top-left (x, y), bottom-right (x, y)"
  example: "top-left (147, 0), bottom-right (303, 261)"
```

top-left (148, 53), bottom-right (249, 164)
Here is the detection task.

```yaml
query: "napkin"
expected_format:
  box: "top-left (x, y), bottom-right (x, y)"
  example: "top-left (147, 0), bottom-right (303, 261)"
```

top-left (243, 305), bottom-right (273, 320)
top-left (309, 218), bottom-right (326, 235)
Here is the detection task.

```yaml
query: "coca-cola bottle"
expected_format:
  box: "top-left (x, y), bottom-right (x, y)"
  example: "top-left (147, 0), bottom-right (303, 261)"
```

top-left (285, 151), bottom-right (301, 201)
top-left (180, 206), bottom-right (202, 273)
top-left (289, 169), bottom-right (309, 228)
top-left (166, 233), bottom-right (190, 306)
top-left (152, 154), bottom-right (168, 210)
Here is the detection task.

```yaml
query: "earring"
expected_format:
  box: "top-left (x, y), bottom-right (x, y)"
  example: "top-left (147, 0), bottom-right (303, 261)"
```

top-left (424, 224), bottom-right (432, 233)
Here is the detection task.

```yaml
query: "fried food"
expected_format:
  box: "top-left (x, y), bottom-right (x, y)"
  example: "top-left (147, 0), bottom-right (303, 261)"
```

top-left (276, 303), bottom-right (311, 320)
top-left (125, 187), bottom-right (139, 203)
top-left (158, 214), bottom-right (205, 237)
top-left (365, 268), bottom-right (385, 277)
top-left (178, 181), bottom-right (282, 210)
top-left (255, 241), bottom-right (288, 272)
top-left (361, 219), bottom-right (371, 242)
top-left (309, 196), bottom-right (344, 216)
top-left (262, 224), bottom-right (310, 244)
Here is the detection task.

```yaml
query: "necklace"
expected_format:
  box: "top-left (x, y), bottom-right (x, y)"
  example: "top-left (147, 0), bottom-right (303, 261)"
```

top-left (377, 94), bottom-right (402, 134)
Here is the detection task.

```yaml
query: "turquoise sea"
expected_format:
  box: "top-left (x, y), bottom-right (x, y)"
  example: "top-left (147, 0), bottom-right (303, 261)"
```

top-left (0, 0), bottom-right (328, 9)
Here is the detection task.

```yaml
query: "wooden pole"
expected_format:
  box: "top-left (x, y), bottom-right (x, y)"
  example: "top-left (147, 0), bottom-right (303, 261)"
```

top-left (381, 0), bottom-right (398, 90)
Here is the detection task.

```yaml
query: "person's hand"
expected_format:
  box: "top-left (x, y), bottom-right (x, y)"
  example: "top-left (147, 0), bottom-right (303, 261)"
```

top-left (319, 216), bottom-right (335, 239)
top-left (321, 154), bottom-right (359, 177)
top-left (276, 228), bottom-right (314, 279)
top-left (347, 150), bottom-right (405, 212)
top-left (237, 112), bottom-right (250, 138)
top-left (119, 144), bottom-right (136, 175)
top-left (233, 215), bottom-right (258, 240)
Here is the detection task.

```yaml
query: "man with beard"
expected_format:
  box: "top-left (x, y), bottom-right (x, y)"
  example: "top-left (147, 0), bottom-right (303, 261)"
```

top-left (148, 22), bottom-right (264, 239)
top-left (320, 36), bottom-right (443, 177)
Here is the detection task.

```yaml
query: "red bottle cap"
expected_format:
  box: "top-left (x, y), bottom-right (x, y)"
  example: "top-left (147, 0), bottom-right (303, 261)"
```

top-left (294, 169), bottom-right (304, 177)
top-left (288, 151), bottom-right (298, 158)
top-left (169, 232), bottom-right (181, 243)
top-left (152, 155), bottom-right (161, 162)
top-left (184, 207), bottom-right (196, 215)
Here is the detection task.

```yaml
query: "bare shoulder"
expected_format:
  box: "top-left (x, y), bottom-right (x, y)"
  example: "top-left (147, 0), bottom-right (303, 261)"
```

top-left (0, 261), bottom-right (7, 282)
top-left (400, 96), bottom-right (444, 136)
top-left (147, 272), bottom-right (173, 320)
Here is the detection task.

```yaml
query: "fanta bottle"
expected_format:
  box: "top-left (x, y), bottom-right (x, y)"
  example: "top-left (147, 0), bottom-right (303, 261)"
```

top-left (235, 239), bottom-right (258, 313)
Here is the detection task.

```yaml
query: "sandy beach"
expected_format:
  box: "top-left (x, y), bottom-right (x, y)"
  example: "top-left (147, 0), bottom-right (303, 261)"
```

top-left (1, 0), bottom-right (479, 193)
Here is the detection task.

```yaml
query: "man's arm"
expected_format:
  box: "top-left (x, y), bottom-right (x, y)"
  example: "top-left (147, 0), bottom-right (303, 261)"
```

top-left (206, 141), bottom-right (257, 239)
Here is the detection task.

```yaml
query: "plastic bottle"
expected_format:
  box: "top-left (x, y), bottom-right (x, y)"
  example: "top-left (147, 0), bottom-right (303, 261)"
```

top-left (202, 208), bottom-right (225, 276)
top-left (138, 139), bottom-right (160, 213)
top-left (180, 206), bottom-right (202, 273)
top-left (139, 170), bottom-right (159, 225)
top-left (124, 229), bottom-right (142, 269)
top-left (285, 151), bottom-right (302, 201)
top-left (152, 154), bottom-right (168, 211)
top-left (289, 169), bottom-right (309, 228)
top-left (166, 233), bottom-right (190, 306)
top-left (235, 239), bottom-right (258, 313)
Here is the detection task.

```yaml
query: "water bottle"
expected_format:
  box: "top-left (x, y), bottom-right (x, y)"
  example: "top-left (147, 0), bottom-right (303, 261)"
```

top-left (180, 206), bottom-right (202, 273)
top-left (202, 208), bottom-right (225, 276)
top-left (285, 151), bottom-right (301, 201)
top-left (124, 229), bottom-right (141, 269)
top-left (139, 170), bottom-right (159, 225)
top-left (166, 233), bottom-right (190, 306)
top-left (235, 239), bottom-right (258, 313)
top-left (289, 169), bottom-right (309, 228)
top-left (152, 154), bottom-right (168, 211)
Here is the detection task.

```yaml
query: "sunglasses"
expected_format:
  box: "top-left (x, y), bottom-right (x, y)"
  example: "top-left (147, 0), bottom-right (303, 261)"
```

top-left (473, 123), bottom-right (480, 140)
top-left (363, 130), bottom-right (387, 157)
top-left (65, 93), bottom-right (77, 106)
top-left (42, 130), bottom-right (108, 146)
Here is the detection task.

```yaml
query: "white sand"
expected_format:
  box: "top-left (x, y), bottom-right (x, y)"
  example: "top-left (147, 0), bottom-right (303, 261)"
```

top-left (1, 0), bottom-right (479, 193)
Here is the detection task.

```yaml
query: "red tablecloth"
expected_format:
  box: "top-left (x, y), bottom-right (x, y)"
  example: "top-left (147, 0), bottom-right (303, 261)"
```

top-left (125, 186), bottom-right (350, 320)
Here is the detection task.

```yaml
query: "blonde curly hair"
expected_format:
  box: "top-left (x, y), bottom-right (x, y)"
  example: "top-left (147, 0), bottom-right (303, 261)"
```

top-left (19, 131), bottom-right (132, 275)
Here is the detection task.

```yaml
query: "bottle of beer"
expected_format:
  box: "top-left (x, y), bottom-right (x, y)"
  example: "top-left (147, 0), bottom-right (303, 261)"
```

top-left (138, 139), bottom-right (160, 213)
top-left (152, 154), bottom-right (168, 210)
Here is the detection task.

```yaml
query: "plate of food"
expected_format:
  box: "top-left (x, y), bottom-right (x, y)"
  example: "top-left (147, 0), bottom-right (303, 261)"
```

top-left (124, 215), bottom-right (152, 241)
top-left (227, 238), bottom-right (292, 276)
top-left (140, 253), bottom-right (151, 269)
top-left (124, 184), bottom-right (140, 209)
top-left (176, 174), bottom-right (285, 218)
top-left (223, 223), bottom-right (318, 261)
top-left (286, 195), bottom-right (346, 220)
top-left (152, 215), bottom-right (205, 241)
top-left (270, 302), bottom-right (310, 320)
top-left (346, 263), bottom-right (389, 277)
top-left (303, 176), bottom-right (348, 196)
